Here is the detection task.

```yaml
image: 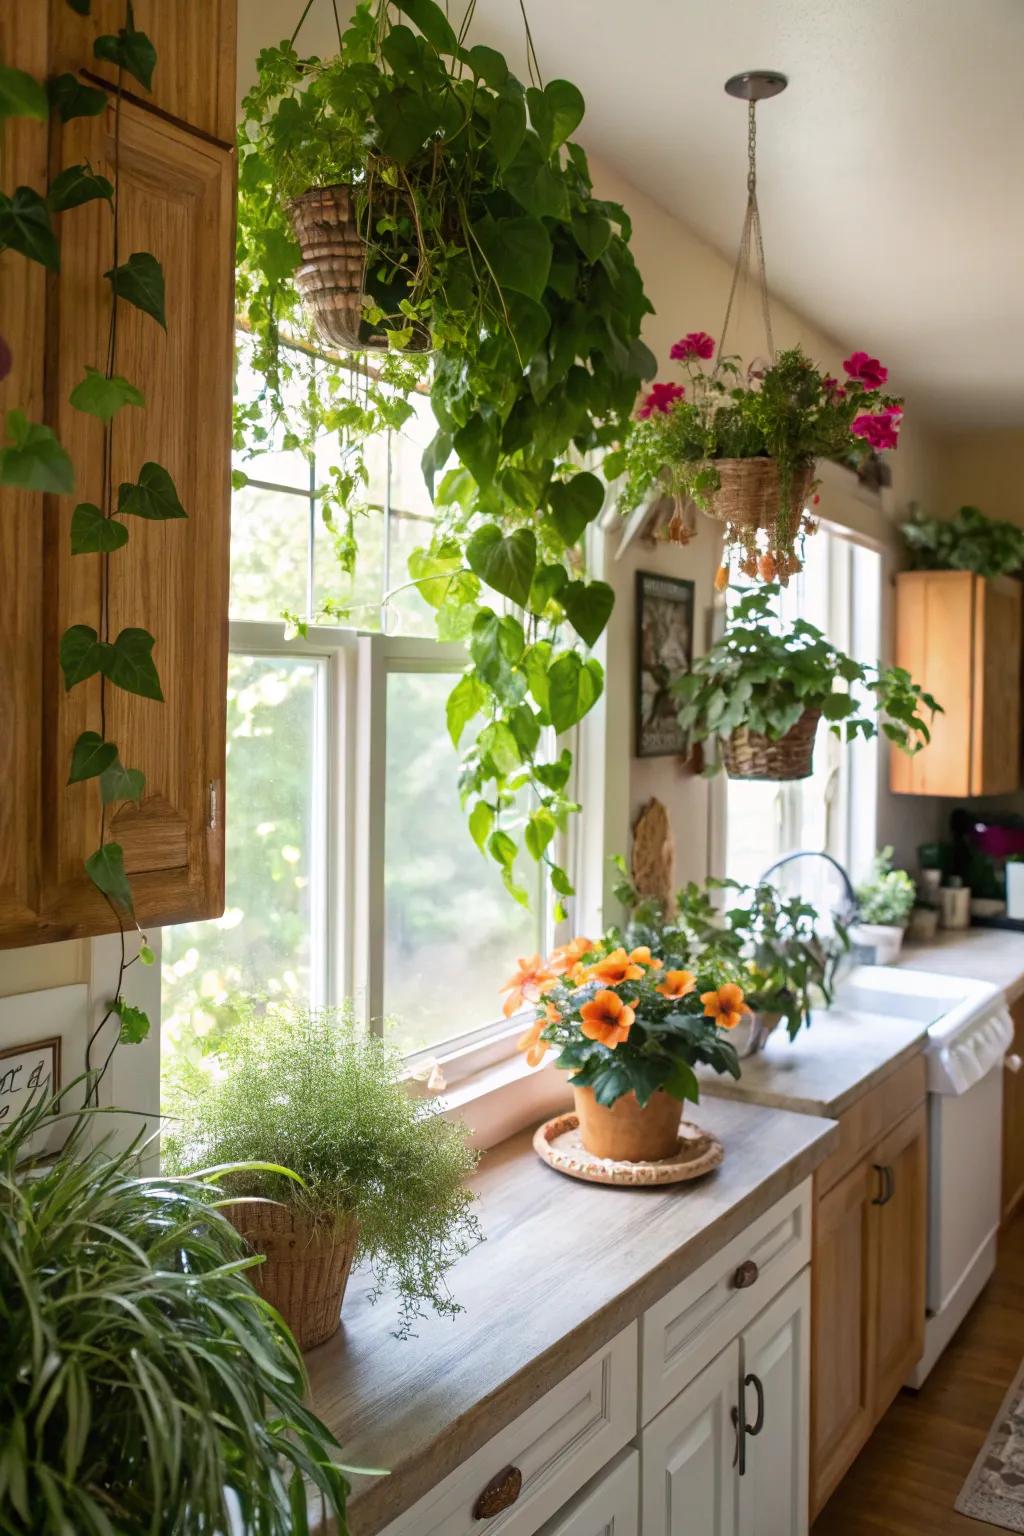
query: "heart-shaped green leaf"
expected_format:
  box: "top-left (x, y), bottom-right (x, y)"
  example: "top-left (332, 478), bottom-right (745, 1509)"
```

top-left (70, 367), bottom-right (143, 421)
top-left (118, 461), bottom-right (185, 520)
top-left (0, 187), bottom-right (59, 270)
top-left (115, 998), bottom-right (150, 1043)
top-left (548, 472), bottom-right (605, 546)
top-left (105, 251), bottom-right (165, 328)
top-left (562, 578), bottom-right (615, 647)
top-left (71, 502), bottom-right (129, 553)
top-left (466, 524), bottom-right (536, 608)
top-left (60, 624), bottom-right (105, 690)
top-left (0, 410), bottom-right (74, 494)
top-left (472, 215), bottom-right (552, 301)
top-left (547, 650), bottom-right (604, 734)
top-left (446, 672), bottom-right (487, 747)
top-left (541, 79), bottom-right (585, 151)
top-left (48, 163), bottom-right (113, 212)
top-left (94, 23), bottom-right (156, 91)
top-left (373, 86), bottom-right (436, 165)
top-left (105, 627), bottom-right (162, 701)
top-left (68, 730), bottom-right (118, 783)
top-left (85, 841), bottom-right (133, 911)
top-left (47, 73), bottom-right (106, 122)
top-left (395, 0), bottom-right (458, 53)
top-left (0, 66), bottom-right (49, 122)
top-left (100, 756), bottom-right (145, 805)
top-left (468, 799), bottom-right (494, 851)
top-left (570, 208), bottom-right (612, 263)
top-left (453, 413), bottom-right (499, 489)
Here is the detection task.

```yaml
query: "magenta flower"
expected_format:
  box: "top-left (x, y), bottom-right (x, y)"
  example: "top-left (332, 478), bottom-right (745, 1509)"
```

top-left (851, 407), bottom-right (902, 451)
top-left (822, 373), bottom-right (846, 402)
top-left (843, 350), bottom-right (889, 391)
top-left (636, 381), bottom-right (686, 420)
top-left (670, 331), bottom-right (715, 362)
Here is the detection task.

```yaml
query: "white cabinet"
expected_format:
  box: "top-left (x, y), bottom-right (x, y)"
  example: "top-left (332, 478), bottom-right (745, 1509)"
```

top-left (641, 1342), bottom-right (741, 1536)
top-left (537, 1449), bottom-right (639, 1536)
top-left (641, 1272), bottom-right (810, 1536)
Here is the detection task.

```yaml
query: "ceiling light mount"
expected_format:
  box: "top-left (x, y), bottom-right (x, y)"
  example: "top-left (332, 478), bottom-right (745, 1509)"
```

top-left (724, 70), bottom-right (788, 102)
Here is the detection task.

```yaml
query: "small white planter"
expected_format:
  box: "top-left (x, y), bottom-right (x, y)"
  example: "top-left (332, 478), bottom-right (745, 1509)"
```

top-left (1007, 862), bottom-right (1024, 922)
top-left (849, 922), bottom-right (905, 965)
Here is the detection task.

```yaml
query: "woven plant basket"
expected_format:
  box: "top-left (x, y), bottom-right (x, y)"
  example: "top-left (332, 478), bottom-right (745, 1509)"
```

top-left (701, 458), bottom-right (815, 535)
top-left (721, 706), bottom-right (821, 782)
top-left (226, 1201), bottom-right (357, 1350)
top-left (287, 183), bottom-right (429, 354)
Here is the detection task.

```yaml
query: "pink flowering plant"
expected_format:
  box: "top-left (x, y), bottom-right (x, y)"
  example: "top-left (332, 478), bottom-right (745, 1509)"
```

top-left (611, 338), bottom-right (905, 582)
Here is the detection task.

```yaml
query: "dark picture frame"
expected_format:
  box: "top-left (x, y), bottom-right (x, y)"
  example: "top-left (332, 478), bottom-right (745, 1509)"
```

top-left (635, 570), bottom-right (695, 758)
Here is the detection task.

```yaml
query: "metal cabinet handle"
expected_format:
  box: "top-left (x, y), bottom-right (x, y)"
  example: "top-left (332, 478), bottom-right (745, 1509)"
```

top-left (731, 1404), bottom-right (745, 1475)
top-left (871, 1163), bottom-right (894, 1206)
top-left (744, 1371), bottom-right (766, 1438)
top-left (473, 1466), bottom-right (522, 1519)
top-left (732, 1259), bottom-right (759, 1290)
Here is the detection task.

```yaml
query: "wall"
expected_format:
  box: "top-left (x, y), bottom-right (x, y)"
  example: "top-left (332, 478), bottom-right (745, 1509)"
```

top-left (589, 156), bottom-right (945, 891)
top-left (935, 429), bottom-right (1024, 523)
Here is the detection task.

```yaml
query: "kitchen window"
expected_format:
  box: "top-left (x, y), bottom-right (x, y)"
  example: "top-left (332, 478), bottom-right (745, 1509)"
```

top-left (160, 341), bottom-right (584, 1086)
top-left (722, 527), bottom-right (882, 900)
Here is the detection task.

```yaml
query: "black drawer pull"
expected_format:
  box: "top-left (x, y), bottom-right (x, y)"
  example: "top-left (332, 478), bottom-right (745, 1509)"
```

top-left (733, 1259), bottom-right (759, 1289)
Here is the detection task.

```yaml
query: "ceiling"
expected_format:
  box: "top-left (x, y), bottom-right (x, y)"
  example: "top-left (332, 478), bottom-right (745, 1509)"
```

top-left (244, 1), bottom-right (1024, 426)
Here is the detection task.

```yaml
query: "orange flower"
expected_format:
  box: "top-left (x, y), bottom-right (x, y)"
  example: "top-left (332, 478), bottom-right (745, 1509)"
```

top-left (629, 945), bottom-right (663, 970)
top-left (658, 968), bottom-right (697, 999)
top-left (579, 990), bottom-right (636, 1049)
top-left (700, 982), bottom-right (751, 1031)
top-left (758, 552), bottom-right (778, 582)
top-left (714, 562), bottom-right (730, 592)
top-left (547, 935), bottom-right (595, 975)
top-left (501, 954), bottom-right (556, 1017)
top-left (517, 1002), bottom-right (561, 1068)
top-left (586, 946), bottom-right (645, 985)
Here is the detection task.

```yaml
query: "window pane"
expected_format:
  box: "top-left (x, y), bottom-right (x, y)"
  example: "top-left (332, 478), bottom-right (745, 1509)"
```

top-left (161, 654), bottom-right (322, 1072)
top-left (383, 670), bottom-right (541, 1053)
top-left (387, 508), bottom-right (438, 637)
top-left (389, 393), bottom-right (438, 522)
top-left (230, 484), bottom-right (309, 621)
top-left (312, 500), bottom-right (385, 631)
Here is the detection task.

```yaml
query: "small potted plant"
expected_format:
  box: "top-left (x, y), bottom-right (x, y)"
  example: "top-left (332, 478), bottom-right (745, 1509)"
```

top-left (901, 504), bottom-right (1024, 579)
top-left (614, 338), bottom-right (904, 582)
top-left (506, 935), bottom-right (745, 1161)
top-left (851, 847), bottom-right (917, 962)
top-left (673, 584), bottom-right (941, 781)
top-left (164, 1002), bottom-right (480, 1345)
top-left (617, 868), bottom-right (847, 1057)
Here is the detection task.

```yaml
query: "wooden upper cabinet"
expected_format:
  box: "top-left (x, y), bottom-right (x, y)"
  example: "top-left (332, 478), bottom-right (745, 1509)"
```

top-left (49, 0), bottom-right (238, 144)
top-left (891, 569), bottom-right (1022, 797)
top-left (0, 6), bottom-right (235, 947)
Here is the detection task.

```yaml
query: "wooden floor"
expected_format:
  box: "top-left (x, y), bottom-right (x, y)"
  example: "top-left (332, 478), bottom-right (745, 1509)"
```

top-left (814, 1215), bottom-right (1024, 1535)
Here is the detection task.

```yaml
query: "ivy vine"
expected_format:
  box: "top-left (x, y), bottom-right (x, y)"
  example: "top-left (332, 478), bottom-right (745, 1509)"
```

top-left (0, 1), bottom-right (180, 1074)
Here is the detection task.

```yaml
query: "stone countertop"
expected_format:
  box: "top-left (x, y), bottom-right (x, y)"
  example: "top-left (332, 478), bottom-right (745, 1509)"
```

top-left (697, 1007), bottom-right (930, 1119)
top-left (305, 1094), bottom-right (836, 1535)
top-left (897, 927), bottom-right (1024, 1004)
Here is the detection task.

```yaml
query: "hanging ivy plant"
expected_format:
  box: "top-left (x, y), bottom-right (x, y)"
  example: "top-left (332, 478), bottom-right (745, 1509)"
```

top-left (236, 0), bottom-right (656, 912)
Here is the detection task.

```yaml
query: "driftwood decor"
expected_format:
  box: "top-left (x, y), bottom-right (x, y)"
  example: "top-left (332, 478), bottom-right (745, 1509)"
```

top-left (631, 797), bottom-right (675, 916)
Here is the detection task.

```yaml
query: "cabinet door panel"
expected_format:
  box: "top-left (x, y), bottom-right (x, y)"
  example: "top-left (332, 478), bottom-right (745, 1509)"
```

top-left (36, 98), bottom-right (232, 940)
top-left (974, 578), bottom-right (1022, 795)
top-left (537, 1449), bottom-right (639, 1536)
top-left (641, 1341), bottom-right (739, 1536)
top-left (891, 571), bottom-right (974, 797)
top-left (739, 1270), bottom-right (810, 1536)
top-left (1003, 999), bottom-right (1024, 1222)
top-left (873, 1104), bottom-right (927, 1411)
top-left (0, 7), bottom-right (48, 933)
top-left (49, 0), bottom-right (237, 144)
top-left (810, 1159), bottom-right (877, 1518)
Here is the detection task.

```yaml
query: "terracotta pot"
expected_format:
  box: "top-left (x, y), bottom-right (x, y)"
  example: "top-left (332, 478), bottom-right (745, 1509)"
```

top-left (225, 1201), bottom-right (357, 1350)
top-left (573, 1085), bottom-right (683, 1162)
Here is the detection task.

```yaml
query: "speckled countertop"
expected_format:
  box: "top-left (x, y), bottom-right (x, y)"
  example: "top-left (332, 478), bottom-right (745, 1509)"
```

top-left (897, 927), bottom-right (1024, 1004)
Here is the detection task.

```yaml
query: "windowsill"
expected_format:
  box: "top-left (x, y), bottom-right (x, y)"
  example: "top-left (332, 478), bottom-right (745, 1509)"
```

top-left (433, 1050), bottom-right (572, 1152)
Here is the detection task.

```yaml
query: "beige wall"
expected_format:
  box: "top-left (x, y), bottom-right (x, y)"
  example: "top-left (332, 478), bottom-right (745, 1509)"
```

top-left (934, 429), bottom-right (1024, 523)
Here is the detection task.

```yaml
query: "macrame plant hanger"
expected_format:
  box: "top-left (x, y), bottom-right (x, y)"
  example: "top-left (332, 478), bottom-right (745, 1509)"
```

top-left (717, 70), bottom-right (786, 373)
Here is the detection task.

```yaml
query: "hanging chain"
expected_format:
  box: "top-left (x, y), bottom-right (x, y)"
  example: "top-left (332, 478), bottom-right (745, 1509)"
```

top-left (716, 98), bottom-right (775, 368)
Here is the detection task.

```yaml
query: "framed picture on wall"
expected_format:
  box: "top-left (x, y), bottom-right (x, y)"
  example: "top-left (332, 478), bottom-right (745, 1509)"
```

top-left (635, 570), bottom-right (695, 758)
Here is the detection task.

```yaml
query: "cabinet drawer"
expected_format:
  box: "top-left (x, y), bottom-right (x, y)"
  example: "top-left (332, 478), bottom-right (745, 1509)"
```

top-left (535, 1449), bottom-right (639, 1536)
top-left (640, 1183), bottom-right (810, 1424)
top-left (380, 1324), bottom-right (638, 1536)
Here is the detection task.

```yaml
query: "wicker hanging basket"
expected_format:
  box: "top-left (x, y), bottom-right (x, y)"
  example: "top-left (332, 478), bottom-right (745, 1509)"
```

top-left (721, 706), bottom-right (821, 782)
top-left (701, 458), bottom-right (814, 538)
top-left (287, 183), bottom-right (429, 354)
top-left (226, 1200), bottom-right (358, 1350)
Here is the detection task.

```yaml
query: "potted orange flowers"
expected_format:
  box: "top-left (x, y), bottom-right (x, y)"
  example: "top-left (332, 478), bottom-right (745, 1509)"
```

top-left (503, 936), bottom-right (747, 1162)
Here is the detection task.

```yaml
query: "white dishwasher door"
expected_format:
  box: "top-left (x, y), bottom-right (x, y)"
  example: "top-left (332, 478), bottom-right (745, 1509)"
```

top-left (928, 1063), bottom-right (1004, 1314)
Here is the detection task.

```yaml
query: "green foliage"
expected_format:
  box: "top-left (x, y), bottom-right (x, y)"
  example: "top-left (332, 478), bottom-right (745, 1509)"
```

top-left (118, 460), bottom-right (186, 520)
top-left (59, 624), bottom-right (162, 700)
top-left (0, 186), bottom-right (59, 269)
top-left (855, 846), bottom-right (917, 927)
top-left (69, 366), bottom-right (143, 420)
top-left (164, 1002), bottom-right (482, 1337)
top-left (623, 876), bottom-right (848, 1043)
top-left (105, 251), bottom-right (166, 327)
top-left (48, 162), bottom-right (113, 212)
top-left (522, 934), bottom-right (743, 1107)
top-left (47, 72), bottom-right (107, 122)
top-left (616, 346), bottom-right (904, 580)
top-left (93, 16), bottom-right (157, 91)
top-left (70, 501), bottom-right (129, 552)
top-left (673, 585), bottom-right (941, 772)
top-left (236, 2), bottom-right (655, 906)
top-left (900, 504), bottom-right (1024, 580)
top-left (0, 1092), bottom-right (351, 1535)
top-left (0, 410), bottom-right (74, 493)
top-left (0, 65), bottom-right (49, 122)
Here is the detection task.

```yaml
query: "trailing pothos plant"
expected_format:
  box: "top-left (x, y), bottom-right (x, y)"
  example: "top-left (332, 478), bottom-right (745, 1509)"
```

top-left (236, 0), bottom-right (656, 912)
top-left (0, 3), bottom-right (180, 1077)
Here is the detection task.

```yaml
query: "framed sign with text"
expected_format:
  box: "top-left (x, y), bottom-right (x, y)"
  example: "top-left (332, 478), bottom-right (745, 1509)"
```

top-left (0, 1036), bottom-right (61, 1127)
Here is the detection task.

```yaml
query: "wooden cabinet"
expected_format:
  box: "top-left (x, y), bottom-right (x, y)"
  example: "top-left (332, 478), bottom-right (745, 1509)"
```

top-left (642, 1340), bottom-right (740, 1536)
top-left (891, 570), bottom-right (1022, 797)
top-left (1003, 996), bottom-right (1024, 1223)
top-left (810, 1085), bottom-right (928, 1518)
top-left (0, 7), bottom-right (234, 945)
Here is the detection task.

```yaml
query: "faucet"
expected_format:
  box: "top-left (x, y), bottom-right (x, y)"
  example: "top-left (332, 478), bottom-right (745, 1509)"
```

top-left (757, 850), bottom-right (858, 927)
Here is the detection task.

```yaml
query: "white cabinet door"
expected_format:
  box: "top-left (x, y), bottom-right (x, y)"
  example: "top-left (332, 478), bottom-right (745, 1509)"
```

top-left (641, 1340), bottom-right (740, 1536)
top-left (536, 1449), bottom-right (639, 1536)
top-left (738, 1269), bottom-right (810, 1536)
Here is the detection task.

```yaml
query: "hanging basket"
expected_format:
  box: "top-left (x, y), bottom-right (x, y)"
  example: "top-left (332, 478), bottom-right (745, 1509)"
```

top-left (287, 183), bottom-right (430, 355)
top-left (225, 1200), bottom-right (358, 1350)
top-left (721, 706), bottom-right (821, 782)
top-left (701, 458), bottom-right (814, 538)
